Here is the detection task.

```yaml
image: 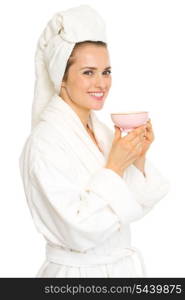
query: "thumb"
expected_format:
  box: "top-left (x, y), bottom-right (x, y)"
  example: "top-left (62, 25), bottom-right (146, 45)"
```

top-left (114, 125), bottom-right (121, 140)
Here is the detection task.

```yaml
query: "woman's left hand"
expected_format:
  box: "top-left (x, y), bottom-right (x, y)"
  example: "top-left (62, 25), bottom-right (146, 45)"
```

top-left (131, 119), bottom-right (154, 175)
top-left (139, 119), bottom-right (155, 157)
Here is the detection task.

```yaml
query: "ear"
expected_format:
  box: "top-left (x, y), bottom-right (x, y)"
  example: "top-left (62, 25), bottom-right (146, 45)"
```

top-left (61, 80), bottom-right (66, 86)
top-left (61, 81), bottom-right (66, 89)
top-left (59, 81), bottom-right (66, 96)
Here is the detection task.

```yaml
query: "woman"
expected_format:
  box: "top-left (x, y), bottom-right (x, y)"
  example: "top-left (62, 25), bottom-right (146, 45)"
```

top-left (19, 5), bottom-right (170, 277)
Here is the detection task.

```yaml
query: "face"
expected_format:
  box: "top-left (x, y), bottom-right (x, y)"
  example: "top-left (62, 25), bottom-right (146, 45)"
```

top-left (60, 44), bottom-right (112, 113)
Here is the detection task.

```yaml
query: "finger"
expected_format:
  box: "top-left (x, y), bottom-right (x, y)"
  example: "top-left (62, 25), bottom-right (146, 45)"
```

top-left (145, 122), bottom-right (152, 132)
top-left (135, 142), bottom-right (143, 153)
top-left (130, 132), bottom-right (146, 147)
top-left (126, 125), bottom-right (144, 137)
top-left (145, 128), bottom-right (154, 142)
top-left (114, 125), bottom-right (121, 140)
top-left (147, 119), bottom-right (152, 127)
top-left (136, 124), bottom-right (147, 132)
top-left (148, 129), bottom-right (155, 141)
top-left (146, 124), bottom-right (153, 133)
top-left (127, 126), bottom-right (146, 141)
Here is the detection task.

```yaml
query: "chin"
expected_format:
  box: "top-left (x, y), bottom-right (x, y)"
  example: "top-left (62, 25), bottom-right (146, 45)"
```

top-left (89, 100), bottom-right (106, 111)
top-left (93, 106), bottom-right (104, 110)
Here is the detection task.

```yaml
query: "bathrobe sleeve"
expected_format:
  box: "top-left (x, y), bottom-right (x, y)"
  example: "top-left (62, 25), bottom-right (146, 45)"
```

top-left (28, 150), bottom-right (151, 252)
top-left (123, 159), bottom-right (170, 209)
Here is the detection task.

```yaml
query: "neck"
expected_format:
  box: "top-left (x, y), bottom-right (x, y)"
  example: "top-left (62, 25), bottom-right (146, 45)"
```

top-left (60, 88), bottom-right (90, 130)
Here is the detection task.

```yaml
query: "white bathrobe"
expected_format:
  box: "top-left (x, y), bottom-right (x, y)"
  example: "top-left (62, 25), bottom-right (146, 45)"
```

top-left (19, 94), bottom-right (170, 277)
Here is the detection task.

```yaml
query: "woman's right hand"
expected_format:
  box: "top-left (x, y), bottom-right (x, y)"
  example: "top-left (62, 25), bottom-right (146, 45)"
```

top-left (105, 125), bottom-right (147, 177)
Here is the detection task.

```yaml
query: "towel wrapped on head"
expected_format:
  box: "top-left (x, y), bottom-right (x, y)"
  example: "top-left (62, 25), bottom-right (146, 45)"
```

top-left (31, 5), bottom-right (107, 130)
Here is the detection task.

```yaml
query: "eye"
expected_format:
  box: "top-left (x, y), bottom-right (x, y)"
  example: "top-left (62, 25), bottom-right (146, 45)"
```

top-left (83, 70), bottom-right (93, 75)
top-left (103, 70), bottom-right (111, 75)
top-left (83, 70), bottom-right (112, 76)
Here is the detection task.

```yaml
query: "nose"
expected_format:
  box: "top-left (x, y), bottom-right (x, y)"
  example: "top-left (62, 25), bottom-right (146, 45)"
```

top-left (94, 73), bottom-right (108, 90)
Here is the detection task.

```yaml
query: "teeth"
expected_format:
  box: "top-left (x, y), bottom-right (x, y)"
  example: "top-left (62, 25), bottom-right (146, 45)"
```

top-left (89, 92), bottom-right (104, 97)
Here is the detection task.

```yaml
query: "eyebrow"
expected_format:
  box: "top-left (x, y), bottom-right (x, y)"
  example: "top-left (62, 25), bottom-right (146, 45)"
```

top-left (80, 66), bottom-right (111, 70)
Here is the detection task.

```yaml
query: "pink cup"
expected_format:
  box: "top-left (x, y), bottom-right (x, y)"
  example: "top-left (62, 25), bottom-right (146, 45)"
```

top-left (111, 111), bottom-right (149, 132)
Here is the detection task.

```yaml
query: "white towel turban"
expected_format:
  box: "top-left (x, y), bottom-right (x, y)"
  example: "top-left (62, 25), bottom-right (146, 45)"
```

top-left (31, 4), bottom-right (107, 130)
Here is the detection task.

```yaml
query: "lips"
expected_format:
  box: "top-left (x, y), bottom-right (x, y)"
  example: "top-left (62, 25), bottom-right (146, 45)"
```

top-left (88, 92), bottom-right (105, 101)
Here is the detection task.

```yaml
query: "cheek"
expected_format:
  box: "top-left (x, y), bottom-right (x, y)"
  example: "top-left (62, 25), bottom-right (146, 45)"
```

top-left (71, 76), bottom-right (91, 91)
top-left (73, 76), bottom-right (91, 91)
top-left (107, 77), bottom-right (112, 88)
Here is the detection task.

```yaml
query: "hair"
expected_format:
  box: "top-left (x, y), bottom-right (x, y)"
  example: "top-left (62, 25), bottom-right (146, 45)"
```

top-left (62, 40), bottom-right (107, 82)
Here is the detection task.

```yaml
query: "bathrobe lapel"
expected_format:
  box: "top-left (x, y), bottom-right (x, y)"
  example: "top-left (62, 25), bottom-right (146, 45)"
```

top-left (39, 94), bottom-right (112, 174)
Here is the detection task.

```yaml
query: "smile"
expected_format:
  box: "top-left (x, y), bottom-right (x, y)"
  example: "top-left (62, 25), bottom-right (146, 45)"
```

top-left (88, 92), bottom-right (105, 100)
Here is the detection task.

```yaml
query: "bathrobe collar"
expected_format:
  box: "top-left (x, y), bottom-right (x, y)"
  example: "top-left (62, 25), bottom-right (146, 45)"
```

top-left (39, 94), bottom-right (112, 172)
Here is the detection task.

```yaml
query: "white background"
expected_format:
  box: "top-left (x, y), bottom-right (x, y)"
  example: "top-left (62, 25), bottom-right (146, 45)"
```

top-left (0, 0), bottom-right (184, 277)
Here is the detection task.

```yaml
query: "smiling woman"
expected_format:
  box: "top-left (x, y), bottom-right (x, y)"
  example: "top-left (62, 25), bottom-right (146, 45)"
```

top-left (60, 41), bottom-right (112, 130)
top-left (19, 4), bottom-right (170, 278)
